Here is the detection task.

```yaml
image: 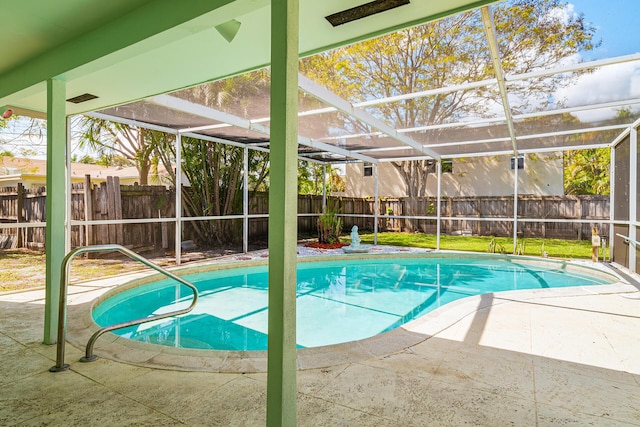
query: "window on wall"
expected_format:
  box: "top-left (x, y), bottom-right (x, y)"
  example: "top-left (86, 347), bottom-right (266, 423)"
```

top-left (510, 155), bottom-right (524, 170)
top-left (363, 163), bottom-right (373, 177)
top-left (442, 160), bottom-right (453, 173)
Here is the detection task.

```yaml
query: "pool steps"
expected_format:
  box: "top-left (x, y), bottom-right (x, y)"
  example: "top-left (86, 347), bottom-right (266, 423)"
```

top-left (49, 244), bottom-right (199, 373)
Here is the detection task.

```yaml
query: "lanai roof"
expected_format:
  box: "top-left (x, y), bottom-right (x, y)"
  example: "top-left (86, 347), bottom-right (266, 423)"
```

top-left (0, 0), bottom-right (496, 119)
top-left (3, 1), bottom-right (639, 164)
top-left (95, 51), bottom-right (640, 164)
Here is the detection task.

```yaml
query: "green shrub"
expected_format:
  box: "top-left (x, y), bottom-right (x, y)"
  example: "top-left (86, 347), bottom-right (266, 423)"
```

top-left (317, 203), bottom-right (342, 244)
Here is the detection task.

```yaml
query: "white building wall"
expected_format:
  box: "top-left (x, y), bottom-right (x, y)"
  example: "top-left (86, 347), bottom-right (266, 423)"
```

top-left (343, 153), bottom-right (564, 197)
top-left (344, 162), bottom-right (406, 197)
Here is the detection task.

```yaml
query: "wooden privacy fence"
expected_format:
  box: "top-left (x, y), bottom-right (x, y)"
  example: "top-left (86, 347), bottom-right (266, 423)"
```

top-left (71, 176), bottom-right (176, 252)
top-left (278, 195), bottom-right (610, 239)
top-left (0, 185), bottom-right (46, 249)
top-left (0, 178), bottom-right (176, 251)
top-left (0, 179), bottom-right (610, 250)
top-left (383, 195), bottom-right (610, 239)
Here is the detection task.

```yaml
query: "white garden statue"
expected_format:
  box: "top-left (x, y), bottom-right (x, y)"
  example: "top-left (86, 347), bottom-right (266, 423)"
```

top-left (343, 225), bottom-right (369, 253)
top-left (350, 225), bottom-right (361, 248)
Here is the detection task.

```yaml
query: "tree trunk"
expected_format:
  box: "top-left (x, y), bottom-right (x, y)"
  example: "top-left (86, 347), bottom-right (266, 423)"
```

top-left (138, 161), bottom-right (150, 186)
top-left (136, 131), bottom-right (150, 185)
top-left (392, 159), bottom-right (435, 232)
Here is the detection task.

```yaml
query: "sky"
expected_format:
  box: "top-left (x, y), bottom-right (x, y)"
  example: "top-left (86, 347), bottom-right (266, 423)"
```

top-left (550, 0), bottom-right (640, 121)
top-left (570, 0), bottom-right (639, 61)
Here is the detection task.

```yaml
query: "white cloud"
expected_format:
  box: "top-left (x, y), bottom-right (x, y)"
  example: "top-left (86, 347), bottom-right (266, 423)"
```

top-left (553, 61), bottom-right (640, 121)
top-left (543, 3), bottom-right (576, 26)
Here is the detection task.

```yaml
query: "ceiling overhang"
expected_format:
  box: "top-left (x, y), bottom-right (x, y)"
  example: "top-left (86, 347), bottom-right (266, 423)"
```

top-left (0, 0), bottom-right (498, 117)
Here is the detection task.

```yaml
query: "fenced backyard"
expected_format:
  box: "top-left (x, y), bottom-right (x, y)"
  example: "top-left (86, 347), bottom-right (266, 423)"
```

top-left (0, 178), bottom-right (610, 251)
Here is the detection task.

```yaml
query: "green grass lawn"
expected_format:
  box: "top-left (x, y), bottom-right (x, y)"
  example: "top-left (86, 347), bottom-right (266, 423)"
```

top-left (353, 231), bottom-right (606, 260)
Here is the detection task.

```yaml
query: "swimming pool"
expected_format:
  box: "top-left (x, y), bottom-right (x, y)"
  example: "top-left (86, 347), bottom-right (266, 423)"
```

top-left (92, 254), bottom-right (617, 351)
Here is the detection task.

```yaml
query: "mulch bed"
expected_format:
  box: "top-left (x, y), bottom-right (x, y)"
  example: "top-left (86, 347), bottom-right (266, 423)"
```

top-left (304, 242), bottom-right (350, 249)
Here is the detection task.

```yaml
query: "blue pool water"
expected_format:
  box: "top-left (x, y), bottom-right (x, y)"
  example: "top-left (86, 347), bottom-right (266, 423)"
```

top-left (93, 256), bottom-right (615, 351)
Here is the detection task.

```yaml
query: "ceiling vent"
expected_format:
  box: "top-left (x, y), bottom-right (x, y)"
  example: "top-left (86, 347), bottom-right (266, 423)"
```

top-left (325, 0), bottom-right (410, 27)
top-left (66, 93), bottom-right (98, 104)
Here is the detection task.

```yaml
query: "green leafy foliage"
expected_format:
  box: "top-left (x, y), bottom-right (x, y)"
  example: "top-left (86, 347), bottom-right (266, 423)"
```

top-left (561, 108), bottom-right (632, 195)
top-left (564, 147), bottom-right (610, 195)
top-left (298, 162), bottom-right (345, 195)
top-left (301, 0), bottom-right (598, 198)
top-left (180, 137), bottom-right (244, 246)
top-left (76, 117), bottom-right (174, 185)
top-left (317, 200), bottom-right (342, 244)
top-left (155, 136), bottom-right (269, 247)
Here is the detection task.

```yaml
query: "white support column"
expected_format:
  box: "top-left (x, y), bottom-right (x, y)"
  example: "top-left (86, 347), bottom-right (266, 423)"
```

top-left (374, 164), bottom-right (379, 245)
top-left (629, 127), bottom-right (637, 272)
top-left (610, 145), bottom-right (616, 258)
top-left (175, 133), bottom-right (182, 265)
top-left (44, 78), bottom-right (67, 344)
top-left (513, 157), bottom-right (519, 254)
top-left (322, 164), bottom-right (327, 211)
top-left (243, 146), bottom-right (249, 254)
top-left (437, 160), bottom-right (442, 251)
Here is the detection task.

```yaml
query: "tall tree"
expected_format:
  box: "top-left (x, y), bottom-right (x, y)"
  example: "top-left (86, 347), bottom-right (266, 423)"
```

top-left (174, 69), bottom-right (271, 120)
top-left (159, 71), bottom-right (272, 246)
top-left (75, 71), bottom-right (273, 248)
top-left (0, 115), bottom-right (47, 158)
top-left (298, 162), bottom-right (345, 195)
top-left (301, 0), bottom-right (598, 227)
top-left (564, 147), bottom-right (610, 195)
top-left (76, 117), bottom-right (174, 185)
top-left (561, 108), bottom-right (633, 195)
top-left (155, 135), bottom-right (270, 247)
top-left (180, 137), bottom-right (244, 246)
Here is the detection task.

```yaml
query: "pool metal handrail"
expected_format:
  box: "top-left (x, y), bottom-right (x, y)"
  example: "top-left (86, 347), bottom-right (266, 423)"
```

top-left (615, 233), bottom-right (640, 247)
top-left (50, 244), bottom-right (198, 372)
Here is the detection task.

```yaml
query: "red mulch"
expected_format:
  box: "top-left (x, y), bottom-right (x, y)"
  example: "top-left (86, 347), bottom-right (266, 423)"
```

top-left (305, 241), bottom-right (350, 249)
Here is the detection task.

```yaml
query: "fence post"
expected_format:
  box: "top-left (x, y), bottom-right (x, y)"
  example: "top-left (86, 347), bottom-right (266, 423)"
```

top-left (447, 197), bottom-right (453, 234)
top-left (105, 177), bottom-right (116, 243)
top-left (83, 175), bottom-right (93, 246)
top-left (17, 183), bottom-right (25, 247)
top-left (113, 177), bottom-right (123, 244)
top-left (576, 197), bottom-right (583, 240)
top-left (476, 196), bottom-right (481, 235)
top-left (104, 176), bottom-right (124, 245)
top-left (542, 196), bottom-right (546, 238)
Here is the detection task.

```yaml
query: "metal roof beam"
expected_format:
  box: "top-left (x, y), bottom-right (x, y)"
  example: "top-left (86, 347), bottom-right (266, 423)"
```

top-left (352, 124), bottom-right (628, 156)
top-left (86, 115), bottom-right (334, 165)
top-left (442, 143), bottom-right (613, 159)
top-left (298, 73), bottom-right (440, 160)
top-left (354, 78), bottom-right (497, 108)
top-left (376, 141), bottom-right (612, 162)
top-left (149, 94), bottom-right (378, 163)
top-left (514, 99), bottom-right (640, 121)
top-left (211, 54), bottom-right (640, 138)
top-left (422, 123), bottom-right (629, 149)
top-left (480, 6), bottom-right (518, 156)
top-left (398, 99), bottom-right (640, 134)
top-left (610, 116), bottom-right (640, 148)
top-left (182, 132), bottom-right (327, 163)
top-left (508, 52), bottom-right (640, 83)
top-left (355, 54), bottom-right (640, 114)
top-left (86, 112), bottom-right (179, 134)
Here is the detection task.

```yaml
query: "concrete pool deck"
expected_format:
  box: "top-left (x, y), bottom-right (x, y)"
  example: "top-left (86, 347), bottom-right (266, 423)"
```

top-left (1, 249), bottom-right (640, 425)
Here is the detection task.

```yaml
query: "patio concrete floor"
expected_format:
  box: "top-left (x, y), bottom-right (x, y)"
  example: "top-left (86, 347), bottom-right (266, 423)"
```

top-left (1, 253), bottom-right (640, 426)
